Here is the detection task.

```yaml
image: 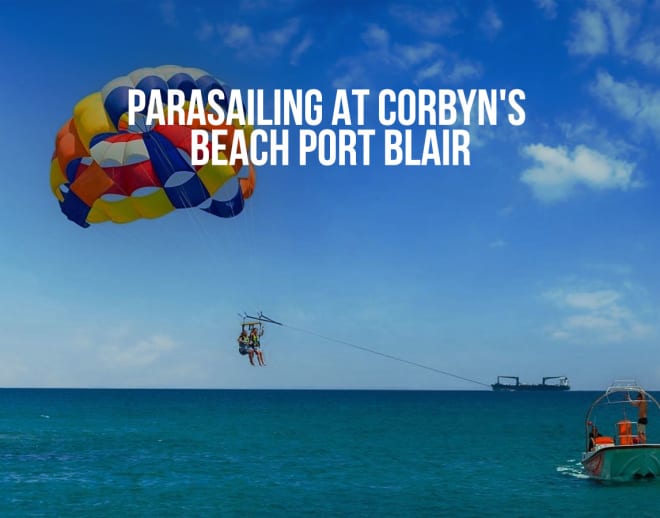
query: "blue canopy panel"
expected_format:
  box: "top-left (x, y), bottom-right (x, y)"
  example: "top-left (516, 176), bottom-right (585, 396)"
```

top-left (202, 185), bottom-right (245, 218)
top-left (103, 75), bottom-right (169, 128)
top-left (142, 131), bottom-right (210, 209)
top-left (60, 188), bottom-right (91, 228)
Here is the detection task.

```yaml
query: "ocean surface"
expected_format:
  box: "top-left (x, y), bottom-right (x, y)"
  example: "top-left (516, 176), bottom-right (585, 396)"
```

top-left (1, 389), bottom-right (659, 517)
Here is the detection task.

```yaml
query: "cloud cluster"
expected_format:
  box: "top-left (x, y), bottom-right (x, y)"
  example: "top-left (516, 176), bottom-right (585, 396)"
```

top-left (521, 1), bottom-right (656, 204)
top-left (590, 72), bottom-right (660, 142)
top-left (99, 334), bottom-right (176, 369)
top-left (388, 4), bottom-right (458, 37)
top-left (544, 286), bottom-right (653, 344)
top-left (331, 3), bottom-right (502, 87)
top-left (534, 0), bottom-right (558, 19)
top-left (567, 0), bottom-right (660, 70)
top-left (198, 17), bottom-right (312, 65)
top-left (168, 1), bottom-right (498, 87)
top-left (520, 143), bottom-right (639, 203)
top-left (159, 0), bottom-right (177, 27)
top-left (333, 21), bottom-right (483, 88)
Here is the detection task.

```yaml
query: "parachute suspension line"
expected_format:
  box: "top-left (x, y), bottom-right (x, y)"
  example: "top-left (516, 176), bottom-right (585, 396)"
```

top-left (148, 128), bottom-right (260, 320)
top-left (242, 183), bottom-right (264, 310)
top-left (282, 323), bottom-right (492, 388)
top-left (148, 131), bottom-right (227, 262)
top-left (140, 134), bottom-right (211, 254)
top-left (174, 176), bottom-right (258, 323)
top-left (176, 189), bottom-right (219, 260)
top-left (145, 113), bottom-right (261, 311)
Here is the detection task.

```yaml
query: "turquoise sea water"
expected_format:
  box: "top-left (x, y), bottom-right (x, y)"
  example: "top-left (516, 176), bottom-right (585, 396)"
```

top-left (1, 389), bottom-right (659, 517)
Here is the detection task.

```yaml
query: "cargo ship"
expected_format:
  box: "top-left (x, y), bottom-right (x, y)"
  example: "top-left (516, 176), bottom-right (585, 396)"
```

top-left (491, 376), bottom-right (570, 391)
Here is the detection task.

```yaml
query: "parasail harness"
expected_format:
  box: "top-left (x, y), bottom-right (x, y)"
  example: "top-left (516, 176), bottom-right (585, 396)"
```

top-left (238, 312), bottom-right (282, 353)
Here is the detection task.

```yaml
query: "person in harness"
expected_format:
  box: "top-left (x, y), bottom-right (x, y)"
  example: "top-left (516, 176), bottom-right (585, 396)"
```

top-left (237, 329), bottom-right (255, 366)
top-left (249, 326), bottom-right (266, 366)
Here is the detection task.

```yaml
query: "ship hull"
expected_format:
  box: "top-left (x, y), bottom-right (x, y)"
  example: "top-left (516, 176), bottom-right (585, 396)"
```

top-left (491, 384), bottom-right (570, 392)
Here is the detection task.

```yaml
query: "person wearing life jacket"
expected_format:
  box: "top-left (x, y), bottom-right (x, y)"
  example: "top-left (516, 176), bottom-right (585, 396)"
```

top-left (238, 329), bottom-right (255, 366)
top-left (249, 327), bottom-right (266, 366)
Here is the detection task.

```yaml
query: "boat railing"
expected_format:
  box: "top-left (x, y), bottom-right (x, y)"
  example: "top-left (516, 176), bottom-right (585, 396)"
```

top-left (606, 379), bottom-right (643, 392)
top-left (584, 382), bottom-right (659, 451)
top-left (586, 382), bottom-right (660, 410)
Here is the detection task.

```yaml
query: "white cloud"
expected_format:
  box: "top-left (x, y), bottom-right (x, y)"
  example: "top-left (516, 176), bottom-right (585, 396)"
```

top-left (567, 1), bottom-right (660, 70)
top-left (209, 18), bottom-right (303, 63)
top-left (100, 334), bottom-right (177, 370)
top-left (332, 58), bottom-right (367, 89)
top-left (290, 33), bottom-right (313, 65)
top-left (586, 263), bottom-right (633, 276)
top-left (334, 25), bottom-right (396, 80)
top-left (558, 119), bottom-right (641, 158)
top-left (534, 0), bottom-right (558, 19)
top-left (414, 60), bottom-right (444, 83)
top-left (237, 0), bottom-right (300, 10)
top-left (489, 239), bottom-right (506, 249)
top-left (447, 61), bottom-right (482, 83)
top-left (222, 23), bottom-right (254, 48)
top-left (160, 0), bottom-right (177, 27)
top-left (362, 24), bottom-right (389, 49)
top-left (394, 42), bottom-right (442, 67)
top-left (520, 143), bottom-right (639, 202)
top-left (265, 17), bottom-right (300, 48)
top-left (590, 72), bottom-right (660, 142)
top-left (389, 4), bottom-right (458, 36)
top-left (336, 4), bottom-right (481, 87)
top-left (600, 0), bottom-right (638, 55)
top-left (564, 290), bottom-right (621, 310)
top-left (568, 9), bottom-right (608, 56)
top-left (632, 29), bottom-right (660, 69)
top-left (480, 8), bottom-right (503, 38)
top-left (544, 286), bottom-right (653, 344)
top-left (334, 31), bottom-right (481, 87)
top-left (0, 353), bottom-right (30, 386)
top-left (196, 21), bottom-right (214, 42)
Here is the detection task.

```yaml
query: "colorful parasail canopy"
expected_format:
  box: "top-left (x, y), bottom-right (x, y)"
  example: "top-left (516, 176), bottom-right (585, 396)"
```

top-left (50, 65), bottom-right (255, 228)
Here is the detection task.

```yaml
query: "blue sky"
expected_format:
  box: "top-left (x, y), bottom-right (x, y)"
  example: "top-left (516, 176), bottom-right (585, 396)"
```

top-left (1, 0), bottom-right (659, 389)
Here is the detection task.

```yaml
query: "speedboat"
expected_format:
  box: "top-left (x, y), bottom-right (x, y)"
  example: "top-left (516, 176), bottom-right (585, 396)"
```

top-left (581, 381), bottom-right (660, 481)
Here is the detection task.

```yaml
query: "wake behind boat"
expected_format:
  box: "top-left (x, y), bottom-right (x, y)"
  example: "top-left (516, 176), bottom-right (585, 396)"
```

top-left (581, 381), bottom-right (660, 481)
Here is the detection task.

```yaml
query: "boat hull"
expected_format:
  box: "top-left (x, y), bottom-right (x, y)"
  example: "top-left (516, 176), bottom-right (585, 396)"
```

top-left (581, 445), bottom-right (660, 481)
